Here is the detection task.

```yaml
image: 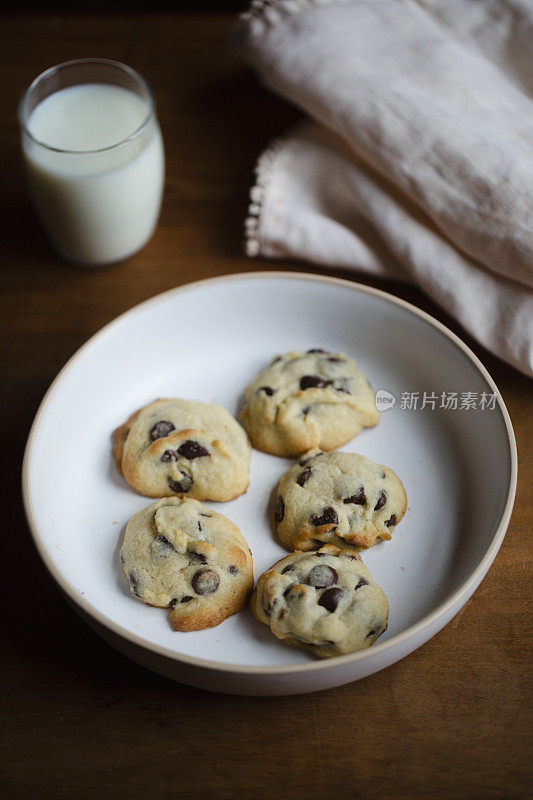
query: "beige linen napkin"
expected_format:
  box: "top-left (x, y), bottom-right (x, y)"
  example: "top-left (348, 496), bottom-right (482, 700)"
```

top-left (236, 0), bottom-right (533, 377)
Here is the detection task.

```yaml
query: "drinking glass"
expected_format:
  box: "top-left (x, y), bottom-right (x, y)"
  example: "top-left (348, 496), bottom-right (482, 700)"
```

top-left (19, 58), bottom-right (165, 267)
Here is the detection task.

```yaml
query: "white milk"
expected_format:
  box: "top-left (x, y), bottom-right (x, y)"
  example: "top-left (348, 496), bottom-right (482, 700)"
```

top-left (22, 83), bottom-right (164, 266)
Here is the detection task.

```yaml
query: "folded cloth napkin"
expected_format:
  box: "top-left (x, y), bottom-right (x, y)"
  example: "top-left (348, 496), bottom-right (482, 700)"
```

top-left (235, 0), bottom-right (533, 377)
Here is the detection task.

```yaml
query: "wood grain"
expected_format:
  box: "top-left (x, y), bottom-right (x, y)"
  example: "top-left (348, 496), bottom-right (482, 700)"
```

top-left (1, 13), bottom-right (531, 800)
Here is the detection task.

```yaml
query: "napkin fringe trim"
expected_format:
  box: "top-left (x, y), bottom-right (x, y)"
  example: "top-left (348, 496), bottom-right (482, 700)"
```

top-left (241, 0), bottom-right (354, 23)
top-left (240, 1), bottom-right (416, 24)
top-left (245, 135), bottom-right (286, 257)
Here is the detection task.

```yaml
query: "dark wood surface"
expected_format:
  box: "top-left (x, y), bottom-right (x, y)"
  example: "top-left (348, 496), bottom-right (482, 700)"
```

top-left (1, 13), bottom-right (531, 800)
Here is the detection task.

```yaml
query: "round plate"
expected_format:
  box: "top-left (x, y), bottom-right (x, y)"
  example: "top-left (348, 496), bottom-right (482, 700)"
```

top-left (22, 272), bottom-right (517, 695)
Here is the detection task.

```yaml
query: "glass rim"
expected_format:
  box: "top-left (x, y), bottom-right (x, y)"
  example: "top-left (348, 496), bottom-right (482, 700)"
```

top-left (18, 58), bottom-right (156, 155)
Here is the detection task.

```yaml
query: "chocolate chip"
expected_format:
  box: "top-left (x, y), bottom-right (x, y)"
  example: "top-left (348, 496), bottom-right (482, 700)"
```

top-left (302, 406), bottom-right (312, 416)
top-left (152, 535), bottom-right (175, 557)
top-left (188, 550), bottom-right (207, 564)
top-left (275, 496), bottom-right (285, 523)
top-left (296, 467), bottom-right (313, 487)
top-left (197, 521), bottom-right (202, 531)
top-left (367, 622), bottom-right (386, 637)
top-left (307, 348), bottom-right (327, 353)
top-left (180, 596), bottom-right (193, 604)
top-left (259, 386), bottom-right (274, 396)
top-left (385, 514), bottom-right (397, 528)
top-left (263, 597), bottom-right (277, 617)
top-left (228, 565), bottom-right (238, 575)
top-left (314, 551), bottom-right (327, 557)
top-left (381, 471), bottom-right (386, 479)
top-left (199, 512), bottom-right (211, 517)
top-left (308, 565), bottom-right (338, 588)
top-left (281, 564), bottom-right (294, 574)
top-left (335, 377), bottom-right (352, 394)
top-left (374, 491), bottom-right (387, 511)
top-left (128, 570), bottom-right (141, 597)
top-left (283, 586), bottom-right (295, 598)
top-left (169, 598), bottom-right (178, 608)
top-left (191, 569), bottom-right (219, 595)
top-left (343, 488), bottom-right (366, 505)
top-left (300, 375), bottom-right (331, 390)
top-left (318, 587), bottom-right (345, 612)
top-left (311, 506), bottom-right (338, 527)
top-left (299, 451), bottom-right (321, 466)
top-left (168, 472), bottom-right (193, 493)
top-left (354, 577), bottom-right (369, 591)
top-left (161, 449), bottom-right (177, 462)
top-left (150, 420), bottom-right (175, 441)
top-left (327, 356), bottom-right (344, 363)
top-left (345, 553), bottom-right (361, 561)
top-left (177, 440), bottom-right (210, 460)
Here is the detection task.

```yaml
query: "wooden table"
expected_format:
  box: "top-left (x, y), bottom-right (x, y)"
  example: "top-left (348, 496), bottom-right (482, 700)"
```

top-left (2, 13), bottom-right (531, 800)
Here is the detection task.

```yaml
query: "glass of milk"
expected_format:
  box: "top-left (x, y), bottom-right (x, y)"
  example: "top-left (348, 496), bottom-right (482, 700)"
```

top-left (19, 59), bottom-right (165, 267)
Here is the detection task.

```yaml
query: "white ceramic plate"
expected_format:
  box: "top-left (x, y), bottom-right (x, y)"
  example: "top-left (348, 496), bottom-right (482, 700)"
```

top-left (23, 272), bottom-right (516, 695)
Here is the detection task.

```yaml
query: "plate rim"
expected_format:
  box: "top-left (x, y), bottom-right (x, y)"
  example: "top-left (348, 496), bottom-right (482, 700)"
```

top-left (22, 270), bottom-right (518, 676)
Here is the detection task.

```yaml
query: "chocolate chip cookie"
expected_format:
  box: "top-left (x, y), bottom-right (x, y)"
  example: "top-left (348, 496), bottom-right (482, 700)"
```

top-left (240, 350), bottom-right (379, 456)
top-left (113, 398), bottom-right (251, 501)
top-left (274, 449), bottom-right (406, 551)
top-left (251, 545), bottom-right (389, 658)
top-left (120, 497), bottom-right (254, 631)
